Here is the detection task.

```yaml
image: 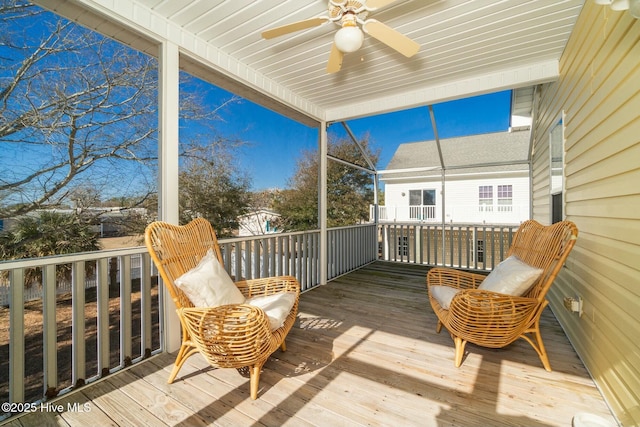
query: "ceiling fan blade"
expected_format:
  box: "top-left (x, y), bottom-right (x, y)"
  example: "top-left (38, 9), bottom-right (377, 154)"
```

top-left (327, 42), bottom-right (344, 73)
top-left (262, 17), bottom-right (328, 39)
top-left (363, 19), bottom-right (420, 57)
top-left (365, 0), bottom-right (401, 10)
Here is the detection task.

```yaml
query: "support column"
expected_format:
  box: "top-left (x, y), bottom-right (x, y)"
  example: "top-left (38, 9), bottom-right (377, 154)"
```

top-left (319, 122), bottom-right (328, 285)
top-left (158, 41), bottom-right (181, 352)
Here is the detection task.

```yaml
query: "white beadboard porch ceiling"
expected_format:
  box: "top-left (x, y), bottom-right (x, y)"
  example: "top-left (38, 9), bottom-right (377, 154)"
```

top-left (35, 0), bottom-right (584, 127)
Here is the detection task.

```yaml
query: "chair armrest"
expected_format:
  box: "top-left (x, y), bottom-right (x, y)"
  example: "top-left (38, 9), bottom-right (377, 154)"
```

top-left (445, 289), bottom-right (539, 344)
top-left (179, 305), bottom-right (275, 365)
top-left (427, 267), bottom-right (488, 291)
top-left (449, 289), bottom-right (538, 312)
top-left (235, 275), bottom-right (300, 299)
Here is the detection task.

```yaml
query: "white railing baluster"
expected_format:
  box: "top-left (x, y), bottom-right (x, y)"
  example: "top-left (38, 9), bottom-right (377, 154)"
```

top-left (42, 264), bottom-right (57, 397)
top-left (244, 242), bottom-right (252, 280)
top-left (311, 233), bottom-right (318, 288)
top-left (140, 253), bottom-right (152, 359)
top-left (120, 256), bottom-right (132, 366)
top-left (269, 237), bottom-right (276, 278)
top-left (9, 268), bottom-right (25, 404)
top-left (72, 261), bottom-right (86, 386)
top-left (256, 239), bottom-right (262, 278)
top-left (234, 243), bottom-right (242, 280)
top-left (96, 258), bottom-right (110, 376)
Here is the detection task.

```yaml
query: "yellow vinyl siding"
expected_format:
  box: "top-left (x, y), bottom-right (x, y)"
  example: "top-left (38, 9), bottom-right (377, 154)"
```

top-left (532, 3), bottom-right (640, 426)
top-left (531, 82), bottom-right (560, 221)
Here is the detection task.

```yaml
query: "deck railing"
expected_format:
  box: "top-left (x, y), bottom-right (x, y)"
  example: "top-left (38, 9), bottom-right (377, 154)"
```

top-left (1, 221), bottom-right (514, 420)
top-left (0, 247), bottom-right (161, 420)
top-left (378, 222), bottom-right (518, 272)
top-left (372, 204), bottom-right (528, 225)
top-left (216, 223), bottom-right (376, 290)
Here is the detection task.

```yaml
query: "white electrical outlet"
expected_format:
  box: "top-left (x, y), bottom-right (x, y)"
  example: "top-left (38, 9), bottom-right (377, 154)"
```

top-left (563, 296), bottom-right (583, 317)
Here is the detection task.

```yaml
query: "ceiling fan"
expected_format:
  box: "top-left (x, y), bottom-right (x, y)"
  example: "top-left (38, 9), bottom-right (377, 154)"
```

top-left (261, 0), bottom-right (420, 73)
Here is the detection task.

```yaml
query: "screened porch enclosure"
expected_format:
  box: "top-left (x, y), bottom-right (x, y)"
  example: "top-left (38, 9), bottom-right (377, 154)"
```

top-left (1, 0), bottom-right (637, 425)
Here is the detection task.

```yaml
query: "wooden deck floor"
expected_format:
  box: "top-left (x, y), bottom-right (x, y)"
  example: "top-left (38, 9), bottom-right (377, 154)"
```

top-left (6, 262), bottom-right (617, 427)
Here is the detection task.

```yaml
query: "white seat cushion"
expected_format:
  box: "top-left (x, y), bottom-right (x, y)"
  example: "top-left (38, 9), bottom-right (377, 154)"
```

top-left (246, 292), bottom-right (297, 331)
top-left (430, 285), bottom-right (461, 310)
top-left (478, 255), bottom-right (543, 296)
top-left (174, 249), bottom-right (246, 307)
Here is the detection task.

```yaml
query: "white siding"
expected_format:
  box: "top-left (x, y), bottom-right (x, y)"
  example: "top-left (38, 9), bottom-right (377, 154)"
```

top-left (383, 173), bottom-right (529, 224)
top-left (444, 175), bottom-right (529, 224)
top-left (531, 4), bottom-right (640, 426)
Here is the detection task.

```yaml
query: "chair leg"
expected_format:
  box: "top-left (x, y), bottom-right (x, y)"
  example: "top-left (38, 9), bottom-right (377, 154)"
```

top-left (537, 337), bottom-right (551, 372)
top-left (453, 336), bottom-right (467, 368)
top-left (436, 320), bottom-right (443, 334)
top-left (280, 340), bottom-right (287, 352)
top-left (249, 364), bottom-right (263, 400)
top-left (168, 344), bottom-right (198, 384)
top-left (526, 322), bottom-right (552, 372)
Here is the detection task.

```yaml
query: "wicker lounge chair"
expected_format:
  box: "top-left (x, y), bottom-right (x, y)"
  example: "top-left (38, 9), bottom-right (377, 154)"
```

top-left (145, 218), bottom-right (300, 399)
top-left (427, 219), bottom-right (578, 371)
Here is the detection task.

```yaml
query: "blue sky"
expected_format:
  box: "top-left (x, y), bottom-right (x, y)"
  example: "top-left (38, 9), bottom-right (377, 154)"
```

top-left (206, 88), bottom-right (512, 191)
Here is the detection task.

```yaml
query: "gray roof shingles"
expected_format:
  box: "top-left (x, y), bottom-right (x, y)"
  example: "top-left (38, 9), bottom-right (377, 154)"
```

top-left (382, 130), bottom-right (531, 180)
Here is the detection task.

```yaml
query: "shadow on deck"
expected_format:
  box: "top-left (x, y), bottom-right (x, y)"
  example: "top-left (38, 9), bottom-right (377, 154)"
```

top-left (5, 261), bottom-right (616, 427)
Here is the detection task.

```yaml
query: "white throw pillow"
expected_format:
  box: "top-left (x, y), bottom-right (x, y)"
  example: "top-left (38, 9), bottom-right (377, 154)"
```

top-left (430, 285), bottom-right (461, 310)
top-left (246, 292), bottom-right (297, 331)
top-left (174, 249), bottom-right (246, 307)
top-left (478, 255), bottom-right (543, 296)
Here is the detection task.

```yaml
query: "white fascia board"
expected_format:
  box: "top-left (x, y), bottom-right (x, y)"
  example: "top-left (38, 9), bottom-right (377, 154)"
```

top-left (324, 60), bottom-right (560, 122)
top-left (59, 0), bottom-right (325, 124)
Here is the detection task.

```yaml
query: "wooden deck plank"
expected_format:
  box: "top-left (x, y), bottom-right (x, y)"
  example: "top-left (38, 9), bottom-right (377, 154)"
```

top-left (81, 377), bottom-right (166, 427)
top-left (3, 261), bottom-right (618, 427)
top-left (133, 357), bottom-right (272, 427)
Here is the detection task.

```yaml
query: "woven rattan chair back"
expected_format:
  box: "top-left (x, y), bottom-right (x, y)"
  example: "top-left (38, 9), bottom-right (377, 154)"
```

top-left (145, 217), bottom-right (222, 309)
top-left (506, 220), bottom-right (579, 301)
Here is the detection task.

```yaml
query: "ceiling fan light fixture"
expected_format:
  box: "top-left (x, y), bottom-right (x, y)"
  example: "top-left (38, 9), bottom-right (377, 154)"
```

top-left (594, 0), bottom-right (640, 18)
top-left (334, 25), bottom-right (364, 53)
top-left (610, 0), bottom-right (630, 10)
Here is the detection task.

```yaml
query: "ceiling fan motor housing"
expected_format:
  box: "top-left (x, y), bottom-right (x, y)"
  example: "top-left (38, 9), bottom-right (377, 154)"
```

top-left (329, 0), bottom-right (370, 23)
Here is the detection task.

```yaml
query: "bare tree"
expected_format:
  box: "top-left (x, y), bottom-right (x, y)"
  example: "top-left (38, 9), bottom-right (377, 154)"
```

top-left (0, 1), bottom-right (242, 219)
top-left (0, 2), bottom-right (158, 216)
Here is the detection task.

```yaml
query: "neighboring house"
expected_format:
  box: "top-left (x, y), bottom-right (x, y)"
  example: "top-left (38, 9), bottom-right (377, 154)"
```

top-left (375, 128), bottom-right (531, 225)
top-left (237, 209), bottom-right (281, 236)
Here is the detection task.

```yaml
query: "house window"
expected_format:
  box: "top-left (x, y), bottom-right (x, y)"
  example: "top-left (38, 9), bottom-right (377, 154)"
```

top-left (409, 189), bottom-right (436, 219)
top-left (478, 186), bottom-right (493, 212)
top-left (398, 236), bottom-right (409, 257)
top-left (552, 193), bottom-right (563, 224)
top-left (550, 117), bottom-right (564, 223)
top-left (409, 189), bottom-right (436, 206)
top-left (497, 185), bottom-right (513, 212)
top-left (476, 239), bottom-right (485, 263)
top-left (422, 189), bottom-right (436, 206)
top-left (409, 190), bottom-right (422, 206)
